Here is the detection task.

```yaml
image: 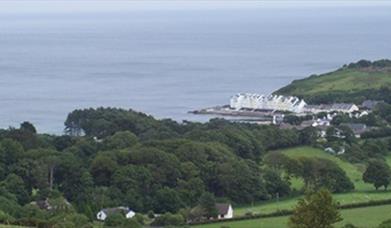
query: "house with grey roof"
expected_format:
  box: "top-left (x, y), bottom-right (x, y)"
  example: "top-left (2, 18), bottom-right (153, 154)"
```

top-left (361, 100), bottom-right (382, 110)
top-left (215, 203), bottom-right (233, 219)
top-left (340, 123), bottom-right (368, 138)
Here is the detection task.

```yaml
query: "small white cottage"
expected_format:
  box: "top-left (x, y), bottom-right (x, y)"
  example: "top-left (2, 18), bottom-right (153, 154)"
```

top-left (96, 206), bottom-right (135, 221)
top-left (215, 203), bottom-right (233, 219)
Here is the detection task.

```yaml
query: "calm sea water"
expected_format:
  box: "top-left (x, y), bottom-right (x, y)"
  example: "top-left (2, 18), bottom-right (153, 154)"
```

top-left (1, 2), bottom-right (391, 134)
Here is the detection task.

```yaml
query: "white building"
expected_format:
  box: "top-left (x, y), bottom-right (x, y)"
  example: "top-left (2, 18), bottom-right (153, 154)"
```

top-left (96, 207), bottom-right (136, 221)
top-left (216, 203), bottom-right (234, 219)
top-left (230, 93), bottom-right (307, 113)
top-left (312, 118), bottom-right (331, 127)
top-left (304, 103), bottom-right (359, 114)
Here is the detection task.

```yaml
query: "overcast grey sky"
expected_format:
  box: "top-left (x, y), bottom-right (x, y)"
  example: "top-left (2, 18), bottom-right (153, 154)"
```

top-left (0, 1), bottom-right (390, 13)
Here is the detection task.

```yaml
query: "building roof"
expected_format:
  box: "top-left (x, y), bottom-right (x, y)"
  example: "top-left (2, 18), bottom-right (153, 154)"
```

top-left (215, 203), bottom-right (231, 215)
top-left (340, 123), bottom-right (367, 131)
top-left (101, 207), bottom-right (131, 215)
top-left (331, 103), bottom-right (356, 110)
top-left (361, 100), bottom-right (381, 110)
top-left (305, 103), bottom-right (357, 111)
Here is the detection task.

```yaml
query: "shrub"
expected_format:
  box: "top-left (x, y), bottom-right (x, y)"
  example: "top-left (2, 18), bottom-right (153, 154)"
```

top-left (0, 210), bottom-right (15, 224)
top-left (151, 212), bottom-right (185, 226)
top-left (147, 210), bottom-right (155, 219)
top-left (378, 218), bottom-right (391, 228)
top-left (133, 213), bottom-right (144, 225)
top-left (104, 213), bottom-right (126, 227)
top-left (121, 218), bottom-right (142, 228)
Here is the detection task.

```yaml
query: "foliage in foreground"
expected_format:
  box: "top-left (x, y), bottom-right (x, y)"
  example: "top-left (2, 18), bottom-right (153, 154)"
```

top-left (289, 189), bottom-right (342, 228)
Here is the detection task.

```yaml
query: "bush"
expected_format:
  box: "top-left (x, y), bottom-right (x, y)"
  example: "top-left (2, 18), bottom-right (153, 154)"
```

top-left (133, 213), bottom-right (144, 225)
top-left (103, 213), bottom-right (141, 228)
top-left (104, 213), bottom-right (126, 227)
top-left (378, 219), bottom-right (391, 228)
top-left (151, 213), bottom-right (185, 226)
top-left (0, 210), bottom-right (15, 224)
top-left (147, 210), bottom-right (155, 219)
top-left (49, 213), bottom-right (92, 228)
top-left (121, 218), bottom-right (142, 228)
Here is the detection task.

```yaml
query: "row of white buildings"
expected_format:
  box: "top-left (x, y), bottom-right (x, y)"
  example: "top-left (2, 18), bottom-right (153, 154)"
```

top-left (229, 93), bottom-right (359, 114)
top-left (230, 93), bottom-right (307, 113)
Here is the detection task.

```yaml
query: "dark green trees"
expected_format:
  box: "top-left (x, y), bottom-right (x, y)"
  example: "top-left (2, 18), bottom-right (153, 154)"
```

top-left (363, 159), bottom-right (391, 190)
top-left (198, 192), bottom-right (218, 218)
top-left (264, 152), bottom-right (353, 193)
top-left (296, 158), bottom-right (354, 193)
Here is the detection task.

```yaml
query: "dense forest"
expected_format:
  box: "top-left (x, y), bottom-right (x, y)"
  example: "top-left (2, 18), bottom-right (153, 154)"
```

top-left (0, 107), bottom-right (357, 227)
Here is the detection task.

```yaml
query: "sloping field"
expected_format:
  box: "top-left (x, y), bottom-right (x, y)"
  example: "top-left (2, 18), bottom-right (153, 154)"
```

top-left (234, 147), bottom-right (391, 217)
top-left (280, 146), bottom-right (371, 191)
top-left (275, 67), bottom-right (391, 98)
top-left (196, 204), bottom-right (391, 228)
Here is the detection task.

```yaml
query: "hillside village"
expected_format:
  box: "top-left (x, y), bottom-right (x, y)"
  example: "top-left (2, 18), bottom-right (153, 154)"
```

top-left (227, 93), bottom-right (384, 156)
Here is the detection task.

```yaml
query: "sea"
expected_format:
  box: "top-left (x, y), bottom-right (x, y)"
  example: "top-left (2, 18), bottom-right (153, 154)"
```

top-left (1, 1), bottom-right (391, 134)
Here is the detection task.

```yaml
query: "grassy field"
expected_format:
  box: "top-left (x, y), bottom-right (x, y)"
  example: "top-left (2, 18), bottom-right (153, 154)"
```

top-left (196, 204), bottom-right (391, 228)
top-left (275, 67), bottom-right (391, 97)
top-left (280, 146), bottom-right (371, 191)
top-left (233, 147), bottom-right (391, 217)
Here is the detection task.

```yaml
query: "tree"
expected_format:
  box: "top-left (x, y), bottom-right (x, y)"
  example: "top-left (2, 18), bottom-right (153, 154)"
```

top-left (198, 192), bottom-right (218, 218)
top-left (104, 131), bottom-right (138, 150)
top-left (20, 121), bottom-right (37, 134)
top-left (289, 189), bottom-right (342, 228)
top-left (90, 155), bottom-right (118, 186)
top-left (294, 157), bottom-right (354, 193)
top-left (264, 152), bottom-right (291, 171)
top-left (263, 168), bottom-right (291, 198)
top-left (363, 159), bottom-right (391, 190)
top-left (0, 139), bottom-right (24, 167)
top-left (1, 174), bottom-right (29, 204)
top-left (153, 187), bottom-right (184, 213)
top-left (44, 155), bottom-right (61, 191)
top-left (299, 127), bottom-right (318, 145)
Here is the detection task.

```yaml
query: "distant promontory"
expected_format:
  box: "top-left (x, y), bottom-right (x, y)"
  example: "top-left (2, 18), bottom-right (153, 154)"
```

top-left (274, 59), bottom-right (391, 104)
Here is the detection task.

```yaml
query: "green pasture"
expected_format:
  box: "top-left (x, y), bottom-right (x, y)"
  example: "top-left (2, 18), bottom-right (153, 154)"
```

top-left (196, 204), bottom-right (391, 228)
top-left (276, 68), bottom-right (391, 96)
top-left (234, 147), bottom-right (391, 217)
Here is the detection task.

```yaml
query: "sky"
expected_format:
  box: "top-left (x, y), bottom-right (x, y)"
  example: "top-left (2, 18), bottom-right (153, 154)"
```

top-left (0, 0), bottom-right (390, 13)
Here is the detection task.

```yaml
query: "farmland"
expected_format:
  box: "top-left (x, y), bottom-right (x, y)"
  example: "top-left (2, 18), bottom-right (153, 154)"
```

top-left (196, 204), bottom-right (391, 228)
top-left (234, 147), bottom-right (391, 216)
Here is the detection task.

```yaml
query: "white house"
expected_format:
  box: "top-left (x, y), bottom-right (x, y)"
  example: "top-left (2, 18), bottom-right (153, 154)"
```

top-left (96, 207), bottom-right (136, 221)
top-left (215, 203), bottom-right (233, 219)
